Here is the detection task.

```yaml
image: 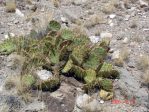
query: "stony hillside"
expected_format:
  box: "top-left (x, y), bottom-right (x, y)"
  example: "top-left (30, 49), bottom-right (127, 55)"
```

top-left (0, 0), bottom-right (149, 112)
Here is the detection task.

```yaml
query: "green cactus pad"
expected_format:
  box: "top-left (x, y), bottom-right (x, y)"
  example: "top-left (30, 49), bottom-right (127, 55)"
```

top-left (39, 78), bottom-right (60, 91)
top-left (62, 59), bottom-right (73, 73)
top-left (61, 29), bottom-right (74, 40)
top-left (98, 62), bottom-right (119, 79)
top-left (48, 20), bottom-right (61, 31)
top-left (0, 39), bottom-right (16, 55)
top-left (83, 47), bottom-right (107, 71)
top-left (84, 69), bottom-right (96, 83)
top-left (71, 65), bottom-right (86, 79)
top-left (70, 46), bottom-right (87, 66)
top-left (99, 79), bottom-right (113, 91)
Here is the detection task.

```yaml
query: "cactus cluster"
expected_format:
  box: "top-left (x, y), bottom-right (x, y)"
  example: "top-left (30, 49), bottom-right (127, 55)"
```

top-left (0, 20), bottom-right (119, 99)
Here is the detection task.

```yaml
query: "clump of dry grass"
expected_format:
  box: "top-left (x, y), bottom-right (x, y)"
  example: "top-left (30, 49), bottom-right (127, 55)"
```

top-left (112, 48), bottom-right (130, 67)
top-left (102, 0), bottom-right (118, 14)
top-left (143, 70), bottom-right (149, 85)
top-left (84, 14), bottom-right (106, 28)
top-left (5, 75), bottom-right (33, 102)
top-left (120, 47), bottom-right (130, 61)
top-left (137, 54), bottom-right (149, 70)
top-left (52, 0), bottom-right (60, 7)
top-left (5, 0), bottom-right (16, 12)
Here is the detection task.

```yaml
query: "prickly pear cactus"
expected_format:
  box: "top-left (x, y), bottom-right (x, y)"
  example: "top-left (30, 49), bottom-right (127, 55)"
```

top-left (0, 20), bottom-right (120, 98)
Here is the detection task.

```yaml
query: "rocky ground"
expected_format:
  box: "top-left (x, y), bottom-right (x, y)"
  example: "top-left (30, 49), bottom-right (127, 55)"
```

top-left (0, 0), bottom-right (149, 112)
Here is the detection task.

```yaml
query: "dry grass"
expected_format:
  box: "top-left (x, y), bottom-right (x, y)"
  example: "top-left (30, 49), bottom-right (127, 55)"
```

top-left (112, 48), bottom-right (130, 67)
top-left (120, 47), bottom-right (130, 61)
top-left (52, 0), bottom-right (60, 7)
top-left (5, 0), bottom-right (16, 12)
top-left (0, 104), bottom-right (9, 112)
top-left (84, 14), bottom-right (106, 28)
top-left (137, 54), bottom-right (149, 70)
top-left (102, 0), bottom-right (118, 14)
top-left (143, 70), bottom-right (149, 85)
top-left (5, 75), bottom-right (33, 102)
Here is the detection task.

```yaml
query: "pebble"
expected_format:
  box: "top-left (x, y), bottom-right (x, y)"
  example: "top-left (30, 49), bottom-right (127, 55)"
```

top-left (89, 36), bottom-right (100, 43)
top-left (73, 0), bottom-right (87, 5)
top-left (15, 8), bottom-right (24, 17)
top-left (36, 70), bottom-right (53, 81)
top-left (139, 0), bottom-right (148, 7)
top-left (109, 14), bottom-right (116, 19)
top-left (122, 37), bottom-right (129, 44)
top-left (100, 100), bottom-right (104, 104)
top-left (100, 32), bottom-right (112, 39)
top-left (124, 15), bottom-right (131, 21)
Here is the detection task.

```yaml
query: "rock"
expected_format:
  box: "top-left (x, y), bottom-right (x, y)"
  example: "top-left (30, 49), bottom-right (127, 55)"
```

top-left (122, 37), bottom-right (129, 44)
top-left (139, 0), bottom-right (148, 7)
top-left (5, 0), bottom-right (16, 12)
top-left (112, 50), bottom-right (123, 67)
top-left (88, 36), bottom-right (100, 43)
top-left (100, 32), bottom-right (112, 39)
top-left (76, 94), bottom-right (90, 109)
top-left (13, 20), bottom-right (19, 24)
top-left (15, 9), bottom-right (24, 17)
top-left (35, 69), bottom-right (60, 91)
top-left (84, 99), bottom-right (101, 112)
top-left (124, 15), bottom-right (131, 21)
top-left (36, 70), bottom-right (53, 81)
top-left (109, 14), bottom-right (116, 19)
top-left (61, 17), bottom-right (67, 23)
top-left (73, 0), bottom-right (87, 5)
top-left (21, 100), bottom-right (47, 112)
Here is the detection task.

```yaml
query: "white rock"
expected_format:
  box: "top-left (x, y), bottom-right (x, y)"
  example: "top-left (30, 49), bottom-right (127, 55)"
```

top-left (100, 100), bottom-right (104, 104)
top-left (109, 14), bottom-right (116, 19)
top-left (4, 34), bottom-right (9, 39)
top-left (37, 70), bottom-right (53, 81)
top-left (15, 8), bottom-right (24, 17)
top-left (112, 50), bottom-right (120, 60)
top-left (76, 94), bottom-right (90, 109)
top-left (86, 99), bottom-right (99, 111)
top-left (124, 15), bottom-right (131, 21)
top-left (89, 36), bottom-right (100, 43)
top-left (139, 0), bottom-right (148, 7)
top-left (73, 0), bottom-right (87, 5)
top-left (123, 37), bottom-right (129, 44)
top-left (10, 33), bottom-right (15, 37)
top-left (100, 32), bottom-right (112, 39)
top-left (61, 17), bottom-right (67, 23)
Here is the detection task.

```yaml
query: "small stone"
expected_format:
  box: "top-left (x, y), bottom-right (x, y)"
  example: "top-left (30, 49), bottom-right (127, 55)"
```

top-left (139, 0), bottom-right (148, 8)
top-left (122, 37), bottom-right (129, 44)
top-left (4, 34), bottom-right (9, 39)
top-left (73, 0), bottom-right (87, 5)
top-left (109, 14), bottom-right (116, 19)
top-left (36, 70), bottom-right (53, 81)
top-left (10, 33), bottom-right (15, 37)
top-left (124, 15), bottom-right (131, 21)
top-left (61, 17), bottom-right (67, 23)
top-left (89, 36), bottom-right (100, 43)
top-left (13, 20), bottom-right (19, 24)
top-left (15, 8), bottom-right (24, 17)
top-left (100, 100), bottom-right (104, 104)
top-left (100, 32), bottom-right (112, 39)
